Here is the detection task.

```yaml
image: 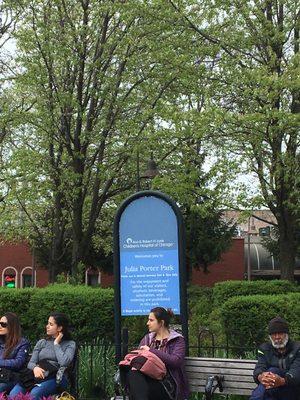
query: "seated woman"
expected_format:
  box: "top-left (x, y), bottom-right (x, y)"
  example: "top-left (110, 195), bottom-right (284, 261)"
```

top-left (126, 307), bottom-right (189, 400)
top-left (10, 312), bottom-right (75, 400)
top-left (0, 312), bottom-right (30, 394)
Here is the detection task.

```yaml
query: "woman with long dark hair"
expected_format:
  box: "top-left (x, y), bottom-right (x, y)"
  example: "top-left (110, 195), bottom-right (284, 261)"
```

top-left (10, 312), bottom-right (75, 400)
top-left (126, 307), bottom-right (189, 400)
top-left (0, 312), bottom-right (30, 394)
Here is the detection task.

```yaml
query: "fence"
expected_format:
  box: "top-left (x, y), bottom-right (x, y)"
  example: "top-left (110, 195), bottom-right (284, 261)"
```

top-left (78, 327), bottom-right (300, 399)
top-left (77, 328), bottom-right (260, 399)
top-left (76, 336), bottom-right (116, 399)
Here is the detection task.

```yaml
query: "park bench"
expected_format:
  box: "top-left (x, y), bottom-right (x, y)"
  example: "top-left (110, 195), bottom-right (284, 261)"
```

top-left (185, 356), bottom-right (257, 398)
top-left (113, 356), bottom-right (257, 399)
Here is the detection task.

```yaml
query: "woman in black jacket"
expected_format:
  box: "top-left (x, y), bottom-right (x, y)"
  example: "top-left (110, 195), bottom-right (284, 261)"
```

top-left (0, 312), bottom-right (30, 394)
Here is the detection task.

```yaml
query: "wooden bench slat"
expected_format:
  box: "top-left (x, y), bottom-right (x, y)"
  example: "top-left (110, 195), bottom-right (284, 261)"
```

top-left (186, 362), bottom-right (256, 370)
top-left (188, 378), bottom-right (256, 389)
top-left (189, 386), bottom-right (255, 394)
top-left (186, 373), bottom-right (254, 383)
top-left (185, 357), bottom-right (257, 363)
top-left (189, 386), bottom-right (253, 395)
top-left (186, 367), bottom-right (254, 376)
top-left (185, 359), bottom-right (256, 369)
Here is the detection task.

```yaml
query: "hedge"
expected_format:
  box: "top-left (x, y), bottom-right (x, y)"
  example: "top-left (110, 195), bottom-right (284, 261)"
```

top-left (187, 286), bottom-right (215, 346)
top-left (0, 284), bottom-right (114, 344)
top-left (213, 280), bottom-right (298, 307)
top-left (220, 292), bottom-right (300, 353)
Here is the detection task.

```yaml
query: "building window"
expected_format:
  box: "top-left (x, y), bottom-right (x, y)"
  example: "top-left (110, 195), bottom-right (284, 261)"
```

top-left (87, 274), bottom-right (99, 287)
top-left (4, 274), bottom-right (16, 288)
top-left (22, 274), bottom-right (33, 288)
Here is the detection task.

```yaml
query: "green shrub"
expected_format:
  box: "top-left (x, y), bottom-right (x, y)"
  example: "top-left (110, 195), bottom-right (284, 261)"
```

top-left (213, 280), bottom-right (298, 307)
top-left (0, 287), bottom-right (35, 337)
top-left (187, 285), bottom-right (213, 313)
top-left (122, 316), bottom-right (148, 346)
top-left (0, 284), bottom-right (114, 344)
top-left (188, 286), bottom-right (214, 347)
top-left (220, 292), bottom-right (300, 354)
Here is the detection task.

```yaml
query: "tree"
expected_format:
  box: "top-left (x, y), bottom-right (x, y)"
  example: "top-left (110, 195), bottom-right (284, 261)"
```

top-left (153, 133), bottom-right (238, 277)
top-left (0, 1), bottom-right (23, 206)
top-left (170, 0), bottom-right (300, 281)
top-left (1, 0), bottom-right (241, 280)
top-left (185, 208), bottom-right (236, 274)
top-left (3, 0), bottom-right (210, 279)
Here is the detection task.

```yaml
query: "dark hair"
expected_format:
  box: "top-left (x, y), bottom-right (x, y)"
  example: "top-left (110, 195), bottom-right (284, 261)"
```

top-left (150, 307), bottom-right (174, 329)
top-left (48, 312), bottom-right (72, 341)
top-left (3, 312), bottom-right (22, 358)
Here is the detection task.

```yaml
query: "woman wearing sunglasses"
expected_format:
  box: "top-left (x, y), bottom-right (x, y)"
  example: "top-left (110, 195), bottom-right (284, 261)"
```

top-left (10, 312), bottom-right (76, 400)
top-left (0, 312), bottom-right (30, 394)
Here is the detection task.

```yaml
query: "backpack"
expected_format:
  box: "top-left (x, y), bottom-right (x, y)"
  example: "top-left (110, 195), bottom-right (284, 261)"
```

top-left (119, 349), bottom-right (167, 380)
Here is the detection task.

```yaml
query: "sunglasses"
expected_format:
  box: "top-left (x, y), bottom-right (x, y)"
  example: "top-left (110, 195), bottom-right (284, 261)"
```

top-left (0, 322), bottom-right (8, 328)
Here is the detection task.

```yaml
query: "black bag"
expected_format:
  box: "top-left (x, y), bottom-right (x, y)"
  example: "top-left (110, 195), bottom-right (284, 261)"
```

top-left (18, 368), bottom-right (36, 391)
top-left (0, 367), bottom-right (13, 383)
top-left (37, 359), bottom-right (59, 379)
top-left (19, 360), bottom-right (59, 391)
top-left (161, 371), bottom-right (177, 400)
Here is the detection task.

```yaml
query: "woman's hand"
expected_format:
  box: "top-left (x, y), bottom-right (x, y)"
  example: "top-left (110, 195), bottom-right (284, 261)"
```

top-left (140, 345), bottom-right (150, 351)
top-left (33, 366), bottom-right (45, 379)
top-left (54, 332), bottom-right (64, 345)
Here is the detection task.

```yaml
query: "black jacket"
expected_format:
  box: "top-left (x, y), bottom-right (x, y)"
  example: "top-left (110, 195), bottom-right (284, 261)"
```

top-left (253, 340), bottom-right (300, 386)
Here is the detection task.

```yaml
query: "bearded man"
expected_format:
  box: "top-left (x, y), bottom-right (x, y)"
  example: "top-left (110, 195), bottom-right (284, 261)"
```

top-left (250, 316), bottom-right (300, 400)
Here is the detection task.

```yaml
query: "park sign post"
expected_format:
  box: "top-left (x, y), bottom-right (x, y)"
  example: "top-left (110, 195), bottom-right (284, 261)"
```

top-left (114, 190), bottom-right (188, 361)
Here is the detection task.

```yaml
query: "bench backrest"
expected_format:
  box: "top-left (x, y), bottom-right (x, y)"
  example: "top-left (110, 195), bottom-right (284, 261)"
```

top-left (185, 357), bottom-right (257, 396)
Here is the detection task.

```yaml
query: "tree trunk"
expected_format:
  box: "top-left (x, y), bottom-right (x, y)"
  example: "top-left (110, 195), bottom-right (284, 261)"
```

top-left (71, 199), bottom-right (85, 280)
top-left (277, 212), bottom-right (296, 282)
top-left (48, 191), bottom-right (65, 282)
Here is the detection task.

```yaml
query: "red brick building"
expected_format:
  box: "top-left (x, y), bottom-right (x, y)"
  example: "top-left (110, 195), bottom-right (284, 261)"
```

top-left (191, 238), bottom-right (245, 286)
top-left (0, 239), bottom-right (246, 288)
top-left (0, 240), bottom-right (111, 288)
top-left (1, 216), bottom-right (299, 288)
top-left (0, 241), bottom-right (49, 288)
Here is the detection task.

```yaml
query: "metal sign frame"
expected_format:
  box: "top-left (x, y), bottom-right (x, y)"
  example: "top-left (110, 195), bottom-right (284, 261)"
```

top-left (113, 190), bottom-right (188, 361)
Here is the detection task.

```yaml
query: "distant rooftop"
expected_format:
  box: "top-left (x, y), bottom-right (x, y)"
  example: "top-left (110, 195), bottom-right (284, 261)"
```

top-left (222, 210), bottom-right (276, 237)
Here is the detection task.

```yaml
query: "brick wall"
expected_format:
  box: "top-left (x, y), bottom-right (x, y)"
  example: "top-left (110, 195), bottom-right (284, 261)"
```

top-left (191, 238), bottom-right (245, 287)
top-left (0, 241), bottom-right (49, 288)
top-left (0, 238), bottom-right (245, 289)
top-left (100, 271), bottom-right (114, 287)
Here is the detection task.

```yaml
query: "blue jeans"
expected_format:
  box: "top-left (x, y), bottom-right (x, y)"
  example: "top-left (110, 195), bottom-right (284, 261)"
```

top-left (0, 381), bottom-right (15, 394)
top-left (250, 368), bottom-right (298, 400)
top-left (9, 376), bottom-right (68, 400)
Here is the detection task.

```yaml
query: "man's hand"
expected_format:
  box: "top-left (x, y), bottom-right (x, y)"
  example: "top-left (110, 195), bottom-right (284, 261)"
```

top-left (258, 372), bottom-right (285, 389)
top-left (258, 371), bottom-right (274, 387)
top-left (271, 374), bottom-right (286, 388)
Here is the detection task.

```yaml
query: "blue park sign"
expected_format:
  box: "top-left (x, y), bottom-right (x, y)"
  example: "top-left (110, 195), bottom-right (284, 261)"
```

top-left (114, 191), bottom-right (188, 360)
top-left (119, 195), bottom-right (180, 315)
